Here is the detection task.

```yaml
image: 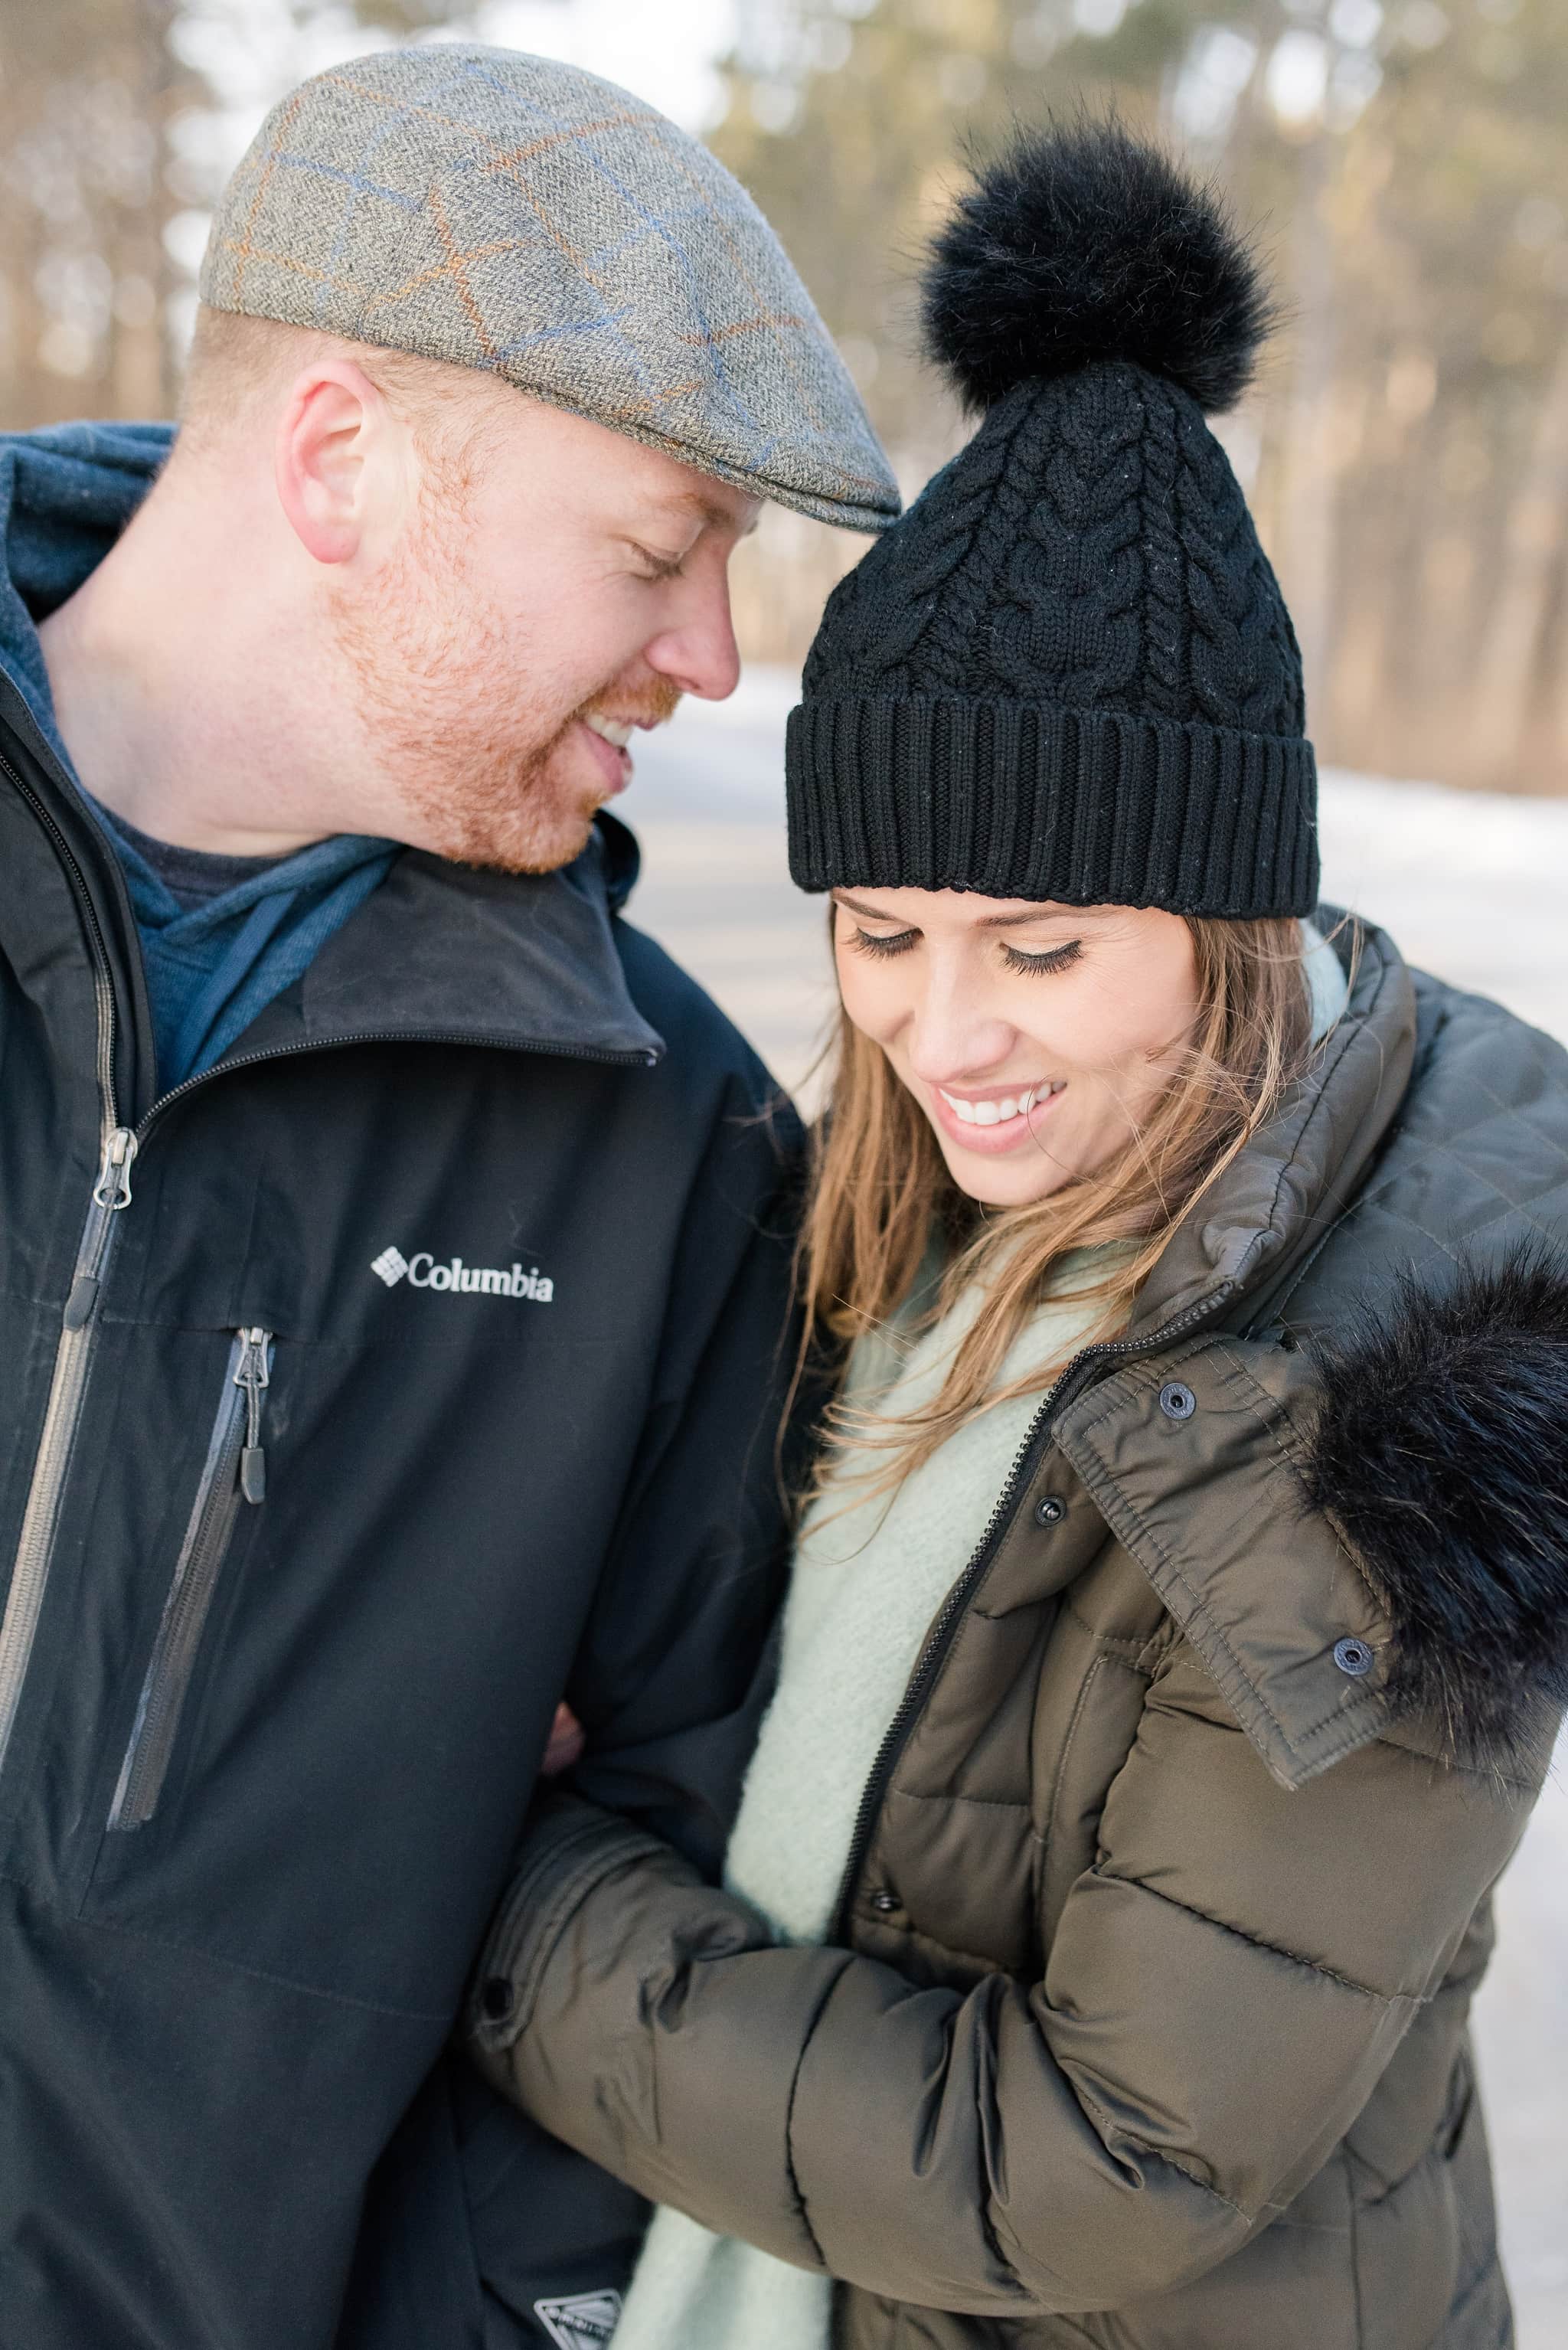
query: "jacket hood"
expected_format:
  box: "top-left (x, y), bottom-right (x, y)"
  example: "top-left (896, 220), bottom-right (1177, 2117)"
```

top-left (1308, 1250), bottom-right (1568, 1764)
top-left (0, 420), bottom-right (172, 752)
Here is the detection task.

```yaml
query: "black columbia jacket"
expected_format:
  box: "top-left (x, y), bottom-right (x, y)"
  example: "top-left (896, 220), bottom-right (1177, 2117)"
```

top-left (0, 434), bottom-right (799, 2348)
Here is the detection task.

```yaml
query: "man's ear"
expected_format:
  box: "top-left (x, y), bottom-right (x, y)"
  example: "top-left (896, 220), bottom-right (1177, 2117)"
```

top-left (274, 359), bottom-right (401, 566)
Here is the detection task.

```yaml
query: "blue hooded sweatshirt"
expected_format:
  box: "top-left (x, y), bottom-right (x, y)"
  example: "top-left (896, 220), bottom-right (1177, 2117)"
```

top-left (0, 420), bottom-right (396, 1090)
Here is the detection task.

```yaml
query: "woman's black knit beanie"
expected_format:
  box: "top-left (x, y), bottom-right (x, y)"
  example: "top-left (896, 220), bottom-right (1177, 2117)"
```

top-left (786, 121), bottom-right (1318, 918)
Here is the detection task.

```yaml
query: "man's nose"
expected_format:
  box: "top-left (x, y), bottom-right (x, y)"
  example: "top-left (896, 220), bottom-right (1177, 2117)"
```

top-left (643, 567), bottom-right (743, 702)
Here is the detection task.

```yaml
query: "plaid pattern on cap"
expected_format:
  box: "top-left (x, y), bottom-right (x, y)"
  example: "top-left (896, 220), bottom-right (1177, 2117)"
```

top-left (200, 44), bottom-right (899, 531)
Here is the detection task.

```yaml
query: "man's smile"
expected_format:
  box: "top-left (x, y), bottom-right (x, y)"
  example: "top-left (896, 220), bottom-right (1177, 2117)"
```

top-left (575, 713), bottom-right (635, 796)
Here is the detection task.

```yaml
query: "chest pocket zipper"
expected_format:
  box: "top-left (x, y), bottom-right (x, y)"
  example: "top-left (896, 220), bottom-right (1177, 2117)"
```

top-left (108, 1329), bottom-right (273, 1832)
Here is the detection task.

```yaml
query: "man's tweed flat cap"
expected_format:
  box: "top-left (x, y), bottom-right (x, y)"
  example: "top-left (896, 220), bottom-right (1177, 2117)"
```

top-left (200, 44), bottom-right (899, 532)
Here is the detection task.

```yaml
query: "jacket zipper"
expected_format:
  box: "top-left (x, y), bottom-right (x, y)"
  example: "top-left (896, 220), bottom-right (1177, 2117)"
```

top-left (0, 1129), bottom-right (139, 1777)
top-left (0, 747), bottom-right (134, 1780)
top-left (828, 1282), bottom-right (1236, 1941)
top-left (108, 1329), bottom-right (273, 1832)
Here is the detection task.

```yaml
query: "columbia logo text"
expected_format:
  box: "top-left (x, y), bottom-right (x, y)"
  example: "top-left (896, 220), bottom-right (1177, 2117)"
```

top-left (371, 1246), bottom-right (554, 1302)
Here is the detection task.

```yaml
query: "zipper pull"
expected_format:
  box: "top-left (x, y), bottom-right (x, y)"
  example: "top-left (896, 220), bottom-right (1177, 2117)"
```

top-left (65, 1129), bottom-right (139, 1329)
top-left (234, 1327), bottom-right (272, 1504)
top-left (91, 1127), bottom-right (138, 1211)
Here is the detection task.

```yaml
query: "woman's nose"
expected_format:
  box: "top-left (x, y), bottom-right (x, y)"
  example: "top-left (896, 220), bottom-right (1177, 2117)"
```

top-left (903, 989), bottom-right (1015, 1087)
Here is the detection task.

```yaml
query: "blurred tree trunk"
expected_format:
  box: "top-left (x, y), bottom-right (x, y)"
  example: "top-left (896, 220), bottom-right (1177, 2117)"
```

top-left (1278, 131), bottom-right (1337, 711)
top-left (1468, 333), bottom-right (1568, 786)
top-left (121, 0), bottom-right (184, 416)
top-left (0, 0), bottom-right (197, 427)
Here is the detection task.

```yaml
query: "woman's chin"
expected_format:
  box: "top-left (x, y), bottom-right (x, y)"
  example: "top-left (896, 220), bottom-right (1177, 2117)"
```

top-left (933, 1132), bottom-right (1073, 1209)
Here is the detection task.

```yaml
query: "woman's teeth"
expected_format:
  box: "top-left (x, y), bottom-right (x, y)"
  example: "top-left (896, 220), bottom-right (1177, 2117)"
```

top-left (584, 714), bottom-right (633, 750)
top-left (939, 1082), bottom-right (1064, 1128)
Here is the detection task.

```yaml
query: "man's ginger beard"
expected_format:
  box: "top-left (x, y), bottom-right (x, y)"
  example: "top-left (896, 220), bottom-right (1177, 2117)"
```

top-left (331, 466), bottom-right (679, 873)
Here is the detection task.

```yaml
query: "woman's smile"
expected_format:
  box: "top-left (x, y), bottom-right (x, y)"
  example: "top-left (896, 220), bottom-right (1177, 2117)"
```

top-left (930, 1077), bottom-right (1067, 1153)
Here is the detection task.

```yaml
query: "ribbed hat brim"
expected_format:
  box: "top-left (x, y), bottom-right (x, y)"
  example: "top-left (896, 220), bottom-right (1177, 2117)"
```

top-left (786, 695), bottom-right (1318, 918)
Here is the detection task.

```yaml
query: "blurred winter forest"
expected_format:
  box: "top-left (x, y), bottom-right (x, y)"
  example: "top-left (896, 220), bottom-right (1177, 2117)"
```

top-left (2, 0), bottom-right (1566, 793)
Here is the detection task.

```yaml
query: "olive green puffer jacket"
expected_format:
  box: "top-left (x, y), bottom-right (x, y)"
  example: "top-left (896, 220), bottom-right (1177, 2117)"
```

top-left (472, 923), bottom-right (1568, 2350)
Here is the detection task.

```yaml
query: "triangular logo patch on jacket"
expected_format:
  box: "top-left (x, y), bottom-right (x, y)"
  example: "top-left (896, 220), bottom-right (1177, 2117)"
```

top-left (534, 2290), bottom-right (622, 2348)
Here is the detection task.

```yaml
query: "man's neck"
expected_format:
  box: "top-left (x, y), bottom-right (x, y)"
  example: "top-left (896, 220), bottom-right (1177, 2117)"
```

top-left (37, 463), bottom-right (371, 857)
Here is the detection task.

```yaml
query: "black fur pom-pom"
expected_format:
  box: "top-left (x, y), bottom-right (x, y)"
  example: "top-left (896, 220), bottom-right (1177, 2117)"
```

top-left (1307, 1251), bottom-right (1568, 1766)
top-left (921, 118), bottom-right (1273, 415)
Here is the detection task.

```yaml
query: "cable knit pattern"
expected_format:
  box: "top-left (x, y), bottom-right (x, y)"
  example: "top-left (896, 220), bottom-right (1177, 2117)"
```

top-left (802, 394), bottom-right (1024, 701)
top-left (1174, 400), bottom-right (1295, 736)
top-left (787, 361), bottom-right (1317, 916)
top-left (990, 374), bottom-right (1145, 706)
top-left (1139, 377), bottom-right (1190, 726)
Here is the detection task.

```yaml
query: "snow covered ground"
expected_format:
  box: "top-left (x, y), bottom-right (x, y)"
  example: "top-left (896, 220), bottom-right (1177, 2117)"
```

top-left (623, 670), bottom-right (1568, 2346)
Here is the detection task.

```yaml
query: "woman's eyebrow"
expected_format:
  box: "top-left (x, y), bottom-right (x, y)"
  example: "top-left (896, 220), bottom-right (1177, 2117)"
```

top-left (832, 893), bottom-right (1099, 928)
top-left (975, 905), bottom-right (1087, 929)
top-left (833, 891), bottom-right (906, 920)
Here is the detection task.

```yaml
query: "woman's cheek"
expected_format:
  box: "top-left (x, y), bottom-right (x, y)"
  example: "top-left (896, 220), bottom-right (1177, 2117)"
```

top-left (835, 945), bottom-right (893, 1043)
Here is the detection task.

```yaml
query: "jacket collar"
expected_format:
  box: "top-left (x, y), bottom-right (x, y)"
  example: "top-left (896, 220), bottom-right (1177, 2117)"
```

top-left (1125, 915), bottom-right (1417, 1341)
top-left (234, 820), bottom-right (663, 1072)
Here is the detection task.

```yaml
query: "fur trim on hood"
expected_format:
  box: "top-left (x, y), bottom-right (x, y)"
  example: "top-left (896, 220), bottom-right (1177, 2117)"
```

top-left (1308, 1251), bottom-right (1568, 1763)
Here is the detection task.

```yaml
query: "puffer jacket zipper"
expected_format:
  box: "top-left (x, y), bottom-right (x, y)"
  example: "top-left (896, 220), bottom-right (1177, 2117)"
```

top-left (109, 1329), bottom-right (273, 1831)
top-left (830, 1283), bottom-right (1238, 1940)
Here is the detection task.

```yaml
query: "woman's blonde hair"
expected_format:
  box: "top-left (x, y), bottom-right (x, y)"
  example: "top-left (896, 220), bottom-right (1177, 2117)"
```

top-left (799, 913), bottom-right (1323, 1492)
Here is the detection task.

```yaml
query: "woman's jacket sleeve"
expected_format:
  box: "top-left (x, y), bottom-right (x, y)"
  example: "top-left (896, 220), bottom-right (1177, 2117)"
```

top-left (468, 1652), bottom-right (1537, 2318)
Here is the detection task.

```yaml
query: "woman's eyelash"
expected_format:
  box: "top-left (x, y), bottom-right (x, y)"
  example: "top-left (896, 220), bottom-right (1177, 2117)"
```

top-left (850, 926), bottom-right (917, 958)
top-left (845, 928), bottom-right (1082, 972)
top-left (1001, 940), bottom-right (1083, 976)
